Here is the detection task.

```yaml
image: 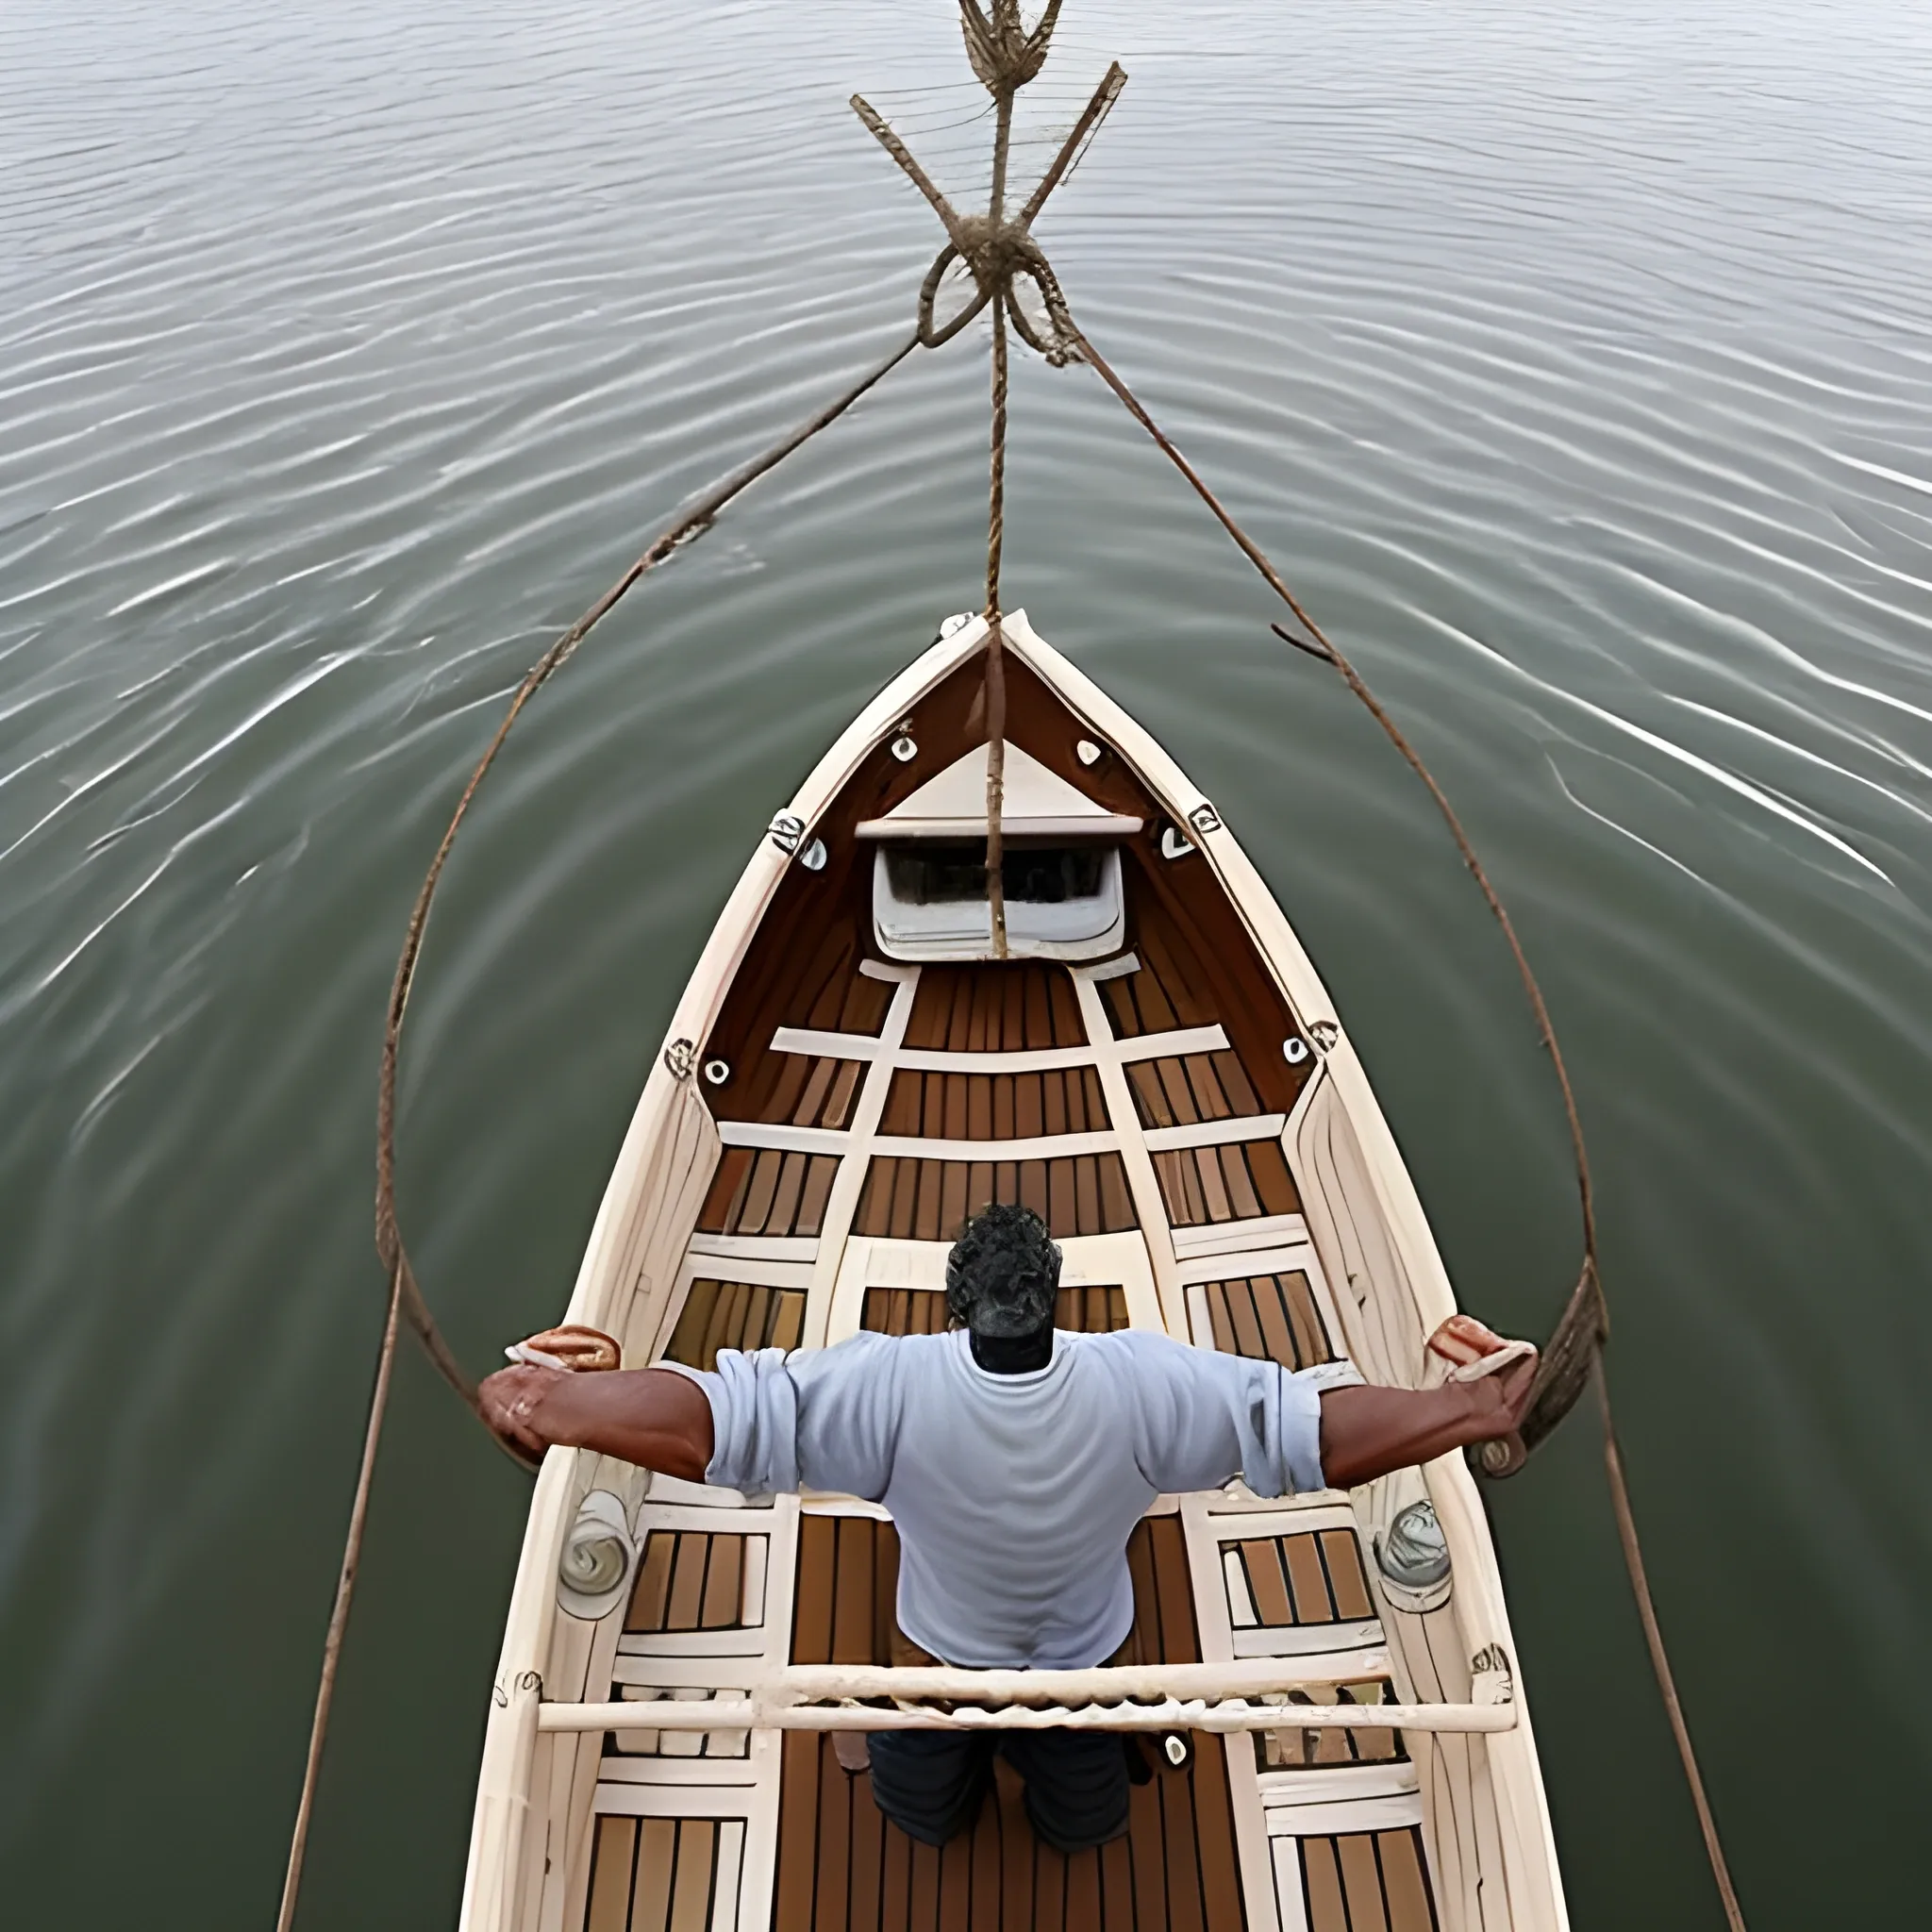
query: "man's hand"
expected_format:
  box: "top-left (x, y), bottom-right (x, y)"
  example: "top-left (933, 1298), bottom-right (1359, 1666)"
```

top-left (479, 1364), bottom-right (571, 1460)
top-left (1317, 1334), bottom-right (1537, 1491)
top-left (477, 1364), bottom-right (716, 1480)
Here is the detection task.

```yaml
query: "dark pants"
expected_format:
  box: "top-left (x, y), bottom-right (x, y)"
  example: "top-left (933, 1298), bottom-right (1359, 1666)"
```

top-left (867, 1728), bottom-right (1130, 1852)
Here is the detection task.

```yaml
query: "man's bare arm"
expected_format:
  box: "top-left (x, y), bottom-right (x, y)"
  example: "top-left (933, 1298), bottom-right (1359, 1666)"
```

top-left (479, 1364), bottom-right (714, 1477)
top-left (1317, 1354), bottom-right (1535, 1491)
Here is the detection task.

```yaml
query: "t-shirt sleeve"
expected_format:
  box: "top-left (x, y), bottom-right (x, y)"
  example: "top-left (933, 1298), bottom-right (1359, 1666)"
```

top-left (661, 1331), bottom-right (904, 1500)
top-left (1119, 1333), bottom-right (1365, 1497)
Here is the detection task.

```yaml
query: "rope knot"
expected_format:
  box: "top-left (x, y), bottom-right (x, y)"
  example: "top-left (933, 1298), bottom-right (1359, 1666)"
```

top-left (958, 0), bottom-right (1062, 95)
top-left (853, 8), bottom-right (1124, 375)
top-left (917, 220), bottom-right (1081, 365)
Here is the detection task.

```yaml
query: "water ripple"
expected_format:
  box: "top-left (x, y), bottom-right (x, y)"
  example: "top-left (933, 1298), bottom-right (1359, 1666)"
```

top-left (4, 0), bottom-right (1931, 1924)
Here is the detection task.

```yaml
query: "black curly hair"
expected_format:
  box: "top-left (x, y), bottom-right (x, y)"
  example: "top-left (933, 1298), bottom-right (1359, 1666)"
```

top-left (944, 1202), bottom-right (1062, 1338)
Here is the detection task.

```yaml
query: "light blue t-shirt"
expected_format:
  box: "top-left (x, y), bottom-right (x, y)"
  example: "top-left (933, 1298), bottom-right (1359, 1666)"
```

top-left (667, 1327), bottom-right (1361, 1670)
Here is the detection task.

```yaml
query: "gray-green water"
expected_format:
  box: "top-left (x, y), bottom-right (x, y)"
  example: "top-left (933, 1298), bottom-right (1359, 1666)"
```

top-left (6, 1), bottom-right (1930, 1924)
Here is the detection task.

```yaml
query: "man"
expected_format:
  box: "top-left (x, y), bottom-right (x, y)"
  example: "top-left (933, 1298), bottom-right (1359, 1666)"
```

top-left (483, 1203), bottom-right (1535, 1855)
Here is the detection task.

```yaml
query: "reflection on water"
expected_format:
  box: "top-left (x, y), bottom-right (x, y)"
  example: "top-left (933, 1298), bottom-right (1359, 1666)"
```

top-left (4, 1), bottom-right (1930, 1924)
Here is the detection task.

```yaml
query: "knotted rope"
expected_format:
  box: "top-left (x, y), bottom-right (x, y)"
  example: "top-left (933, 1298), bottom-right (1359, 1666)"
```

top-left (853, 6), bottom-right (1121, 958)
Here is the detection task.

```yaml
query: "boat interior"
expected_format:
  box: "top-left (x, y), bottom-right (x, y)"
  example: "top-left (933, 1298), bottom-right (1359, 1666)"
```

top-left (493, 622), bottom-right (1557, 1932)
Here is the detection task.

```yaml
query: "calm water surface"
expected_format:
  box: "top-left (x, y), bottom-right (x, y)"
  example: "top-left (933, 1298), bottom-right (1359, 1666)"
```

top-left (5, 2), bottom-right (1931, 1924)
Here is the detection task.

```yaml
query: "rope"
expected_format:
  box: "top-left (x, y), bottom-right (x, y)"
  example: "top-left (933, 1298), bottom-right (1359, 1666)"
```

top-left (985, 291), bottom-right (1011, 958)
top-left (1064, 320), bottom-right (1745, 1932)
top-left (274, 1270), bottom-right (400, 1932)
top-left (275, 330), bottom-right (918, 1931)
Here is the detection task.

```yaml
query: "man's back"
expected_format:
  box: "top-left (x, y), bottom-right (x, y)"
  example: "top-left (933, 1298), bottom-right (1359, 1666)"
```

top-left (685, 1325), bottom-right (1358, 1669)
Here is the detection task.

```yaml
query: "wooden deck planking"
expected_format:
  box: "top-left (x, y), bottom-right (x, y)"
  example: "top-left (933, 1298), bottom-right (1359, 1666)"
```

top-left (699, 1150), bottom-right (843, 1238)
top-left (861, 1286), bottom-right (1130, 1338)
top-left (1153, 1141), bottom-right (1299, 1229)
top-left (880, 1068), bottom-right (1110, 1141)
top-left (905, 965), bottom-right (1087, 1053)
top-left (1124, 1051), bottom-right (1264, 1131)
top-left (1291, 1828), bottom-right (1438, 1932)
top-left (773, 1513), bottom-right (1243, 1932)
top-left (1201, 1274), bottom-right (1332, 1371)
top-left (583, 1815), bottom-right (739, 1932)
top-left (706, 925), bottom-right (893, 1125)
top-left (854, 1156), bottom-right (1137, 1241)
top-left (773, 1735), bottom-right (1246, 1932)
top-left (666, 1281), bottom-right (809, 1371)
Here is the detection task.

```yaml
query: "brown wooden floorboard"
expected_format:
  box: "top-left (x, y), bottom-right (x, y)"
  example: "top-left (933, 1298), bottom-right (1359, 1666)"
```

top-left (775, 1513), bottom-right (1240, 1931)
top-left (1202, 1274), bottom-right (1333, 1371)
top-left (861, 1287), bottom-right (1129, 1338)
top-left (585, 1815), bottom-right (741, 1932)
top-left (664, 1281), bottom-right (811, 1372)
top-left (855, 1156), bottom-right (1137, 1240)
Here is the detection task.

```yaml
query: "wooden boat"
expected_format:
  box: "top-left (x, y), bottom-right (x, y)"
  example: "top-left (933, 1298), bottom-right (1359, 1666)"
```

top-left (460, 611), bottom-right (1568, 1932)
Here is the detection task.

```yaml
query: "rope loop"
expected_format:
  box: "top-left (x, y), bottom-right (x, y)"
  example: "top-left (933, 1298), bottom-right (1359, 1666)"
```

top-left (916, 225), bottom-right (1080, 365)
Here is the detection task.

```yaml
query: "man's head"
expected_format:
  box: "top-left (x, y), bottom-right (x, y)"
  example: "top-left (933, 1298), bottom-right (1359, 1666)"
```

top-left (945, 1202), bottom-right (1062, 1339)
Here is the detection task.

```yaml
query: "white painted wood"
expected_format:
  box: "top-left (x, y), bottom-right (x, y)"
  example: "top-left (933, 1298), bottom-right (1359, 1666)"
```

top-left (669, 1246), bottom-right (815, 1296)
top-left (713, 1119), bottom-right (847, 1155)
top-left (590, 1782), bottom-right (761, 1819)
top-left (684, 1233), bottom-right (818, 1265)
top-left (1111, 1023), bottom-right (1229, 1062)
top-left (639, 1474), bottom-right (761, 1508)
top-left (874, 1126), bottom-right (1118, 1161)
top-left (740, 1541), bottom-right (766, 1627)
top-left (1271, 1838), bottom-right (1312, 1932)
top-left (797, 1492), bottom-right (894, 1519)
top-left (610, 1629), bottom-right (770, 1659)
top-left (1262, 1791), bottom-right (1425, 1836)
top-left (895, 1041), bottom-right (1102, 1073)
top-left (850, 1238), bottom-right (947, 1289)
top-left (712, 1822), bottom-right (745, 1932)
top-left (550, 1698), bottom-right (1516, 1735)
top-left (1171, 1212), bottom-right (1310, 1259)
top-left (767, 1025), bottom-right (885, 1061)
top-left (610, 1655), bottom-right (771, 1689)
top-left (1196, 1502), bottom-right (1362, 1540)
top-left (1064, 1229), bottom-right (1164, 1331)
top-left (1143, 1112), bottom-right (1287, 1153)
top-left (1224, 1548), bottom-right (1258, 1626)
top-left (596, 1758), bottom-right (762, 1789)
top-left (824, 1235), bottom-right (879, 1347)
top-left (460, 1448), bottom-right (575, 1932)
top-left (1232, 1624), bottom-right (1387, 1660)
top-left (1257, 1759), bottom-right (1420, 1806)
top-left (1067, 969), bottom-right (1191, 1332)
top-left (769, 1020), bottom-right (1228, 1071)
top-left (1085, 951), bottom-right (1140, 982)
top-left (856, 740), bottom-right (1141, 839)
top-left (726, 1120), bottom-right (1298, 1158)
top-left (799, 970), bottom-right (919, 1350)
top-left (1174, 1239), bottom-right (1316, 1285)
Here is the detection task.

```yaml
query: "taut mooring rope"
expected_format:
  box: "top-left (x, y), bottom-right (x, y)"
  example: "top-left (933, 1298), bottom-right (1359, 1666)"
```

top-left (276, 330), bottom-right (918, 1931)
top-left (984, 292), bottom-right (1011, 959)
